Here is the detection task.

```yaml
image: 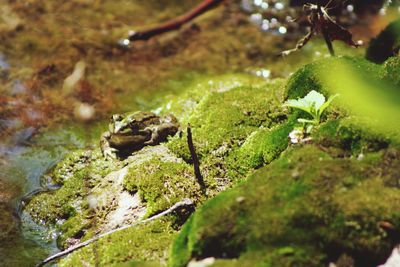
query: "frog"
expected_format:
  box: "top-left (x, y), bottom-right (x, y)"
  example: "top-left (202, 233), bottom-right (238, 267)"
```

top-left (100, 111), bottom-right (179, 159)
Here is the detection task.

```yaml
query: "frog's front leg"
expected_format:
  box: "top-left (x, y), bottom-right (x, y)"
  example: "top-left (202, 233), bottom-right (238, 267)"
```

top-left (142, 126), bottom-right (158, 146)
top-left (100, 132), bottom-right (118, 160)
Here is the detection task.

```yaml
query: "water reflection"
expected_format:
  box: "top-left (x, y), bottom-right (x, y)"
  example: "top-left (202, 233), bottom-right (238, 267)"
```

top-left (243, 0), bottom-right (296, 36)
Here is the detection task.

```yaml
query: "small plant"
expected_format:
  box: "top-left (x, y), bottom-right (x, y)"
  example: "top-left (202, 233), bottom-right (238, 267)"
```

top-left (284, 90), bottom-right (338, 137)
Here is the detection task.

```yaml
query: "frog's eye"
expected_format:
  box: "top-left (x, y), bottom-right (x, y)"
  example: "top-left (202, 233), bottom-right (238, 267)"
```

top-left (112, 114), bottom-right (123, 122)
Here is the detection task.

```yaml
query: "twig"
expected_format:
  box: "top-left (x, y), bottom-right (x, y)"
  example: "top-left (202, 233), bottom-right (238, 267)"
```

top-left (319, 4), bottom-right (335, 56)
top-left (281, 3), bottom-right (359, 56)
top-left (187, 124), bottom-right (206, 195)
top-left (128, 0), bottom-right (223, 42)
top-left (36, 198), bottom-right (194, 267)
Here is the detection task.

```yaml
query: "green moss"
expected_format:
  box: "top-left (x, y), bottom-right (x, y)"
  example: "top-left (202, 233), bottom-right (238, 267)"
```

top-left (168, 216), bottom-right (194, 267)
top-left (382, 56), bottom-right (400, 88)
top-left (26, 167), bottom-right (90, 224)
top-left (169, 145), bottom-right (400, 267)
top-left (167, 79), bottom-right (286, 160)
top-left (313, 118), bottom-right (389, 155)
top-left (227, 118), bottom-right (295, 178)
top-left (284, 56), bottom-right (381, 100)
top-left (59, 218), bottom-right (176, 267)
top-left (57, 212), bottom-right (93, 248)
top-left (124, 158), bottom-right (203, 217)
top-left (25, 148), bottom-right (120, 249)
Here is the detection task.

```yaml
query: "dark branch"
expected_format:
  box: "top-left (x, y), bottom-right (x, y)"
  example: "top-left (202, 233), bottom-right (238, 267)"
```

top-left (187, 124), bottom-right (206, 195)
top-left (128, 0), bottom-right (224, 42)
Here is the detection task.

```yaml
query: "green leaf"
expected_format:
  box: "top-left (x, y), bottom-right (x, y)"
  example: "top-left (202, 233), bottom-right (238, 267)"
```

top-left (297, 118), bottom-right (317, 124)
top-left (319, 94), bottom-right (339, 115)
top-left (303, 90), bottom-right (326, 111)
top-left (284, 90), bottom-right (338, 133)
top-left (283, 99), bottom-right (311, 114)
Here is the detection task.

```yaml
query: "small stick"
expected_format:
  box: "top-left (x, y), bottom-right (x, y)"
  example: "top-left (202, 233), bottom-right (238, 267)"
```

top-left (128, 0), bottom-right (223, 42)
top-left (187, 124), bottom-right (206, 195)
top-left (36, 198), bottom-right (194, 267)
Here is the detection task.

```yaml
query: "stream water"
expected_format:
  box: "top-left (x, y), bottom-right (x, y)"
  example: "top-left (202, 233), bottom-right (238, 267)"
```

top-left (0, 1), bottom-right (396, 266)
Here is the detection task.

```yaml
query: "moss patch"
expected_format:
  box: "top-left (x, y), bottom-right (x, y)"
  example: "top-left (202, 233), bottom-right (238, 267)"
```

top-left (284, 56), bottom-right (381, 100)
top-left (381, 56), bottom-right (400, 88)
top-left (312, 118), bottom-right (389, 156)
top-left (124, 157), bottom-right (203, 217)
top-left (226, 118), bottom-right (295, 178)
top-left (166, 78), bottom-right (289, 188)
top-left (59, 218), bottom-right (176, 267)
top-left (170, 145), bottom-right (400, 267)
top-left (25, 149), bottom-right (119, 247)
top-left (168, 79), bottom-right (286, 157)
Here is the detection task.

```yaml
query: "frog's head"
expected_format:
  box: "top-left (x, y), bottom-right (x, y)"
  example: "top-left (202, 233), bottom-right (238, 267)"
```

top-left (110, 114), bottom-right (126, 133)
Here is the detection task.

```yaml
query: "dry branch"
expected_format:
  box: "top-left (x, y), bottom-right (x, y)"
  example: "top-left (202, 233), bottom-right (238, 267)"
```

top-left (128, 0), bottom-right (223, 42)
top-left (36, 198), bottom-right (194, 267)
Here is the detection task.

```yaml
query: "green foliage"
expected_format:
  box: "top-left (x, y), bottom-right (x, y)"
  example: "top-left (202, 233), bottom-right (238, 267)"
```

top-left (283, 90), bottom-right (338, 132)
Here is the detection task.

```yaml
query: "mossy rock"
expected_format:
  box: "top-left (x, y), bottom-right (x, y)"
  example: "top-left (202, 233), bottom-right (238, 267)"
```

top-left (167, 79), bottom-right (287, 161)
top-left (226, 118), bottom-right (295, 178)
top-left (366, 18), bottom-right (400, 64)
top-left (123, 157), bottom-right (203, 217)
top-left (24, 149), bottom-right (122, 247)
top-left (169, 145), bottom-right (400, 267)
top-left (284, 56), bottom-right (381, 100)
top-left (59, 218), bottom-right (176, 267)
top-left (312, 118), bottom-right (389, 155)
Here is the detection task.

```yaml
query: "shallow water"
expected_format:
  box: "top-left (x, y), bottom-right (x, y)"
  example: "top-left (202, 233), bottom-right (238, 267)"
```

top-left (0, 0), bottom-right (397, 266)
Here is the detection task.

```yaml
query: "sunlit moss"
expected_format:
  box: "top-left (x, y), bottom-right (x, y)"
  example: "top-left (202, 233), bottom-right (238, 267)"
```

top-left (169, 146), bottom-right (400, 267)
top-left (124, 157), bottom-right (204, 217)
top-left (59, 218), bottom-right (175, 267)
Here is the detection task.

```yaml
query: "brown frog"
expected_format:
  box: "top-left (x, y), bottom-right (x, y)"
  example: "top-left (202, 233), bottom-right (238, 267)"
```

top-left (100, 111), bottom-right (179, 159)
